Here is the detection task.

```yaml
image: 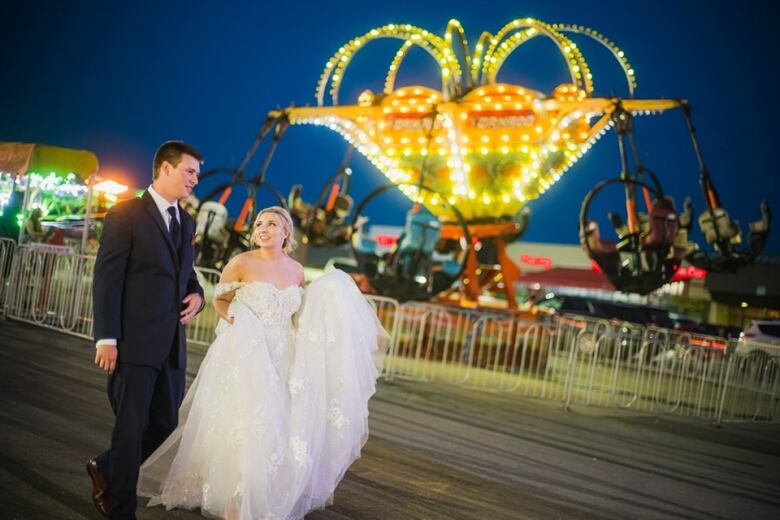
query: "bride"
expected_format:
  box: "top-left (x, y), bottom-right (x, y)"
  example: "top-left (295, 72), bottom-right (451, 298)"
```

top-left (138, 206), bottom-right (387, 519)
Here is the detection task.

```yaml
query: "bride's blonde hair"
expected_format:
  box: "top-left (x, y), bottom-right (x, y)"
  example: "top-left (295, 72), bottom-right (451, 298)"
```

top-left (252, 206), bottom-right (297, 254)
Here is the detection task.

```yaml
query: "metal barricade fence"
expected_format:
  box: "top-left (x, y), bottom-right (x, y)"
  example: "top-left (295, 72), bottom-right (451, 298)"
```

top-left (659, 331), bottom-right (728, 420)
top-left (460, 317), bottom-right (560, 395)
top-left (2, 245), bottom-right (778, 424)
top-left (716, 340), bottom-right (780, 423)
top-left (186, 267), bottom-right (222, 347)
top-left (0, 238), bottom-right (17, 316)
top-left (386, 302), bottom-right (478, 384)
top-left (5, 244), bottom-right (95, 339)
top-left (562, 316), bottom-right (621, 408)
top-left (557, 318), bottom-right (732, 419)
top-left (365, 295), bottom-right (400, 378)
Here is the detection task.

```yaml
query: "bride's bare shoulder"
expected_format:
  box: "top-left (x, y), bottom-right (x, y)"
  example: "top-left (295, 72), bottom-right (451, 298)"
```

top-left (286, 257), bottom-right (305, 285)
top-left (221, 253), bottom-right (256, 282)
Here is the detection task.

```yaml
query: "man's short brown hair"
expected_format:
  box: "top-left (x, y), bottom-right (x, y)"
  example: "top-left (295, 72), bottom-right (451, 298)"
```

top-left (152, 141), bottom-right (203, 179)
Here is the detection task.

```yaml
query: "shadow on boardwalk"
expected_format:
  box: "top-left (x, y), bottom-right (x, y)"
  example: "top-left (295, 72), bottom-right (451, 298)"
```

top-left (1, 319), bottom-right (779, 519)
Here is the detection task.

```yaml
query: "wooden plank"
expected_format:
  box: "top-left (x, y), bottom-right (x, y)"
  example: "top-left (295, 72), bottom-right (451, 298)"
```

top-left (1, 319), bottom-right (779, 519)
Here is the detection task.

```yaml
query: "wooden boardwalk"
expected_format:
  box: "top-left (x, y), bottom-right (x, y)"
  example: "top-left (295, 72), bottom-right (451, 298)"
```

top-left (1, 319), bottom-right (779, 519)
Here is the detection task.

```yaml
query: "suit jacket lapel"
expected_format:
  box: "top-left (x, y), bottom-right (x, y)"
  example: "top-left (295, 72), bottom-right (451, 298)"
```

top-left (142, 191), bottom-right (179, 269)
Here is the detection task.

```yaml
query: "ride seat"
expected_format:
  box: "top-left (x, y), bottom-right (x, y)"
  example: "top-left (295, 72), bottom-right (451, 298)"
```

top-left (749, 201), bottom-right (771, 235)
top-left (439, 260), bottom-right (461, 278)
top-left (287, 185), bottom-right (308, 221)
top-left (641, 205), bottom-right (678, 249)
top-left (392, 211), bottom-right (442, 280)
top-left (678, 197), bottom-right (694, 230)
top-left (196, 201), bottom-right (230, 244)
top-left (748, 201), bottom-right (771, 255)
top-left (582, 220), bottom-right (617, 255)
top-left (397, 211), bottom-right (441, 257)
top-left (698, 208), bottom-right (740, 244)
top-left (672, 228), bottom-right (696, 261)
top-left (331, 194), bottom-right (353, 224)
top-left (351, 216), bottom-right (377, 256)
top-left (581, 220), bottom-right (620, 276)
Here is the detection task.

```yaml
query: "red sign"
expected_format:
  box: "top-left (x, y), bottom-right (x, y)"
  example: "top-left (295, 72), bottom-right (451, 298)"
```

top-left (375, 234), bottom-right (398, 247)
top-left (519, 254), bottom-right (553, 269)
top-left (672, 265), bottom-right (707, 282)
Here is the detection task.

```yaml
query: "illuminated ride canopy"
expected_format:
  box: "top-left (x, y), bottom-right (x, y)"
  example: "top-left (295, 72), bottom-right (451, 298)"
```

top-left (274, 18), bottom-right (679, 225)
top-left (0, 142), bottom-right (135, 250)
top-left (0, 142), bottom-right (99, 243)
top-left (211, 18), bottom-right (766, 303)
top-left (188, 18), bottom-right (767, 304)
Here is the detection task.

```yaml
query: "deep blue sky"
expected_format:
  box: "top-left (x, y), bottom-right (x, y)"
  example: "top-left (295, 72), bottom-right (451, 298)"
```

top-left (2, 0), bottom-right (778, 254)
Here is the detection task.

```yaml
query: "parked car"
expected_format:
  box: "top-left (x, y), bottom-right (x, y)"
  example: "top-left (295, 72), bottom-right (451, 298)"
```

top-left (737, 320), bottom-right (780, 358)
top-left (669, 312), bottom-right (740, 340)
top-left (734, 320), bottom-right (780, 380)
top-left (535, 294), bottom-right (673, 328)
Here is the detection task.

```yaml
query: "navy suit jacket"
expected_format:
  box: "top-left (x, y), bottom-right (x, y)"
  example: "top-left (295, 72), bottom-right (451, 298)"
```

top-left (92, 191), bottom-right (203, 369)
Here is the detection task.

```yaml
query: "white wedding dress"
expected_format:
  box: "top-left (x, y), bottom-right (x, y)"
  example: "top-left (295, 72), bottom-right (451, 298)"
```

top-left (138, 269), bottom-right (388, 520)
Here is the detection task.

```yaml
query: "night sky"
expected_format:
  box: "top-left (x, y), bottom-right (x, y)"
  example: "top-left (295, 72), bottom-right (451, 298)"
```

top-left (2, 0), bottom-right (778, 255)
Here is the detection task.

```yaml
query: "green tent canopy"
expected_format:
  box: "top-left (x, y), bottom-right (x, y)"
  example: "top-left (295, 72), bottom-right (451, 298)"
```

top-left (0, 142), bottom-right (99, 247)
top-left (0, 142), bottom-right (99, 179)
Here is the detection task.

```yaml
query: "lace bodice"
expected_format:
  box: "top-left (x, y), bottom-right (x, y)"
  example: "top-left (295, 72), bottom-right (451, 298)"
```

top-left (215, 281), bottom-right (302, 329)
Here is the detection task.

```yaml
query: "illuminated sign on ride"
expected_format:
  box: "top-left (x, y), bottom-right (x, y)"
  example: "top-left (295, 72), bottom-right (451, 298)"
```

top-left (519, 254), bottom-right (553, 269)
top-left (279, 19), bottom-right (678, 223)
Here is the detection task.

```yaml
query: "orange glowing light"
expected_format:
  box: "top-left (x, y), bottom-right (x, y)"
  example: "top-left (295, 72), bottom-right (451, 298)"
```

top-left (93, 179), bottom-right (127, 196)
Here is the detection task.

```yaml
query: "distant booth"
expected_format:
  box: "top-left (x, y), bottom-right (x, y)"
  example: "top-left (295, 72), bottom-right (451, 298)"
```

top-left (0, 142), bottom-right (126, 251)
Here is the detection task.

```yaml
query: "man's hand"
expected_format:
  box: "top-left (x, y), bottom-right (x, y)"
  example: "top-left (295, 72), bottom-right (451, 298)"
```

top-left (95, 344), bottom-right (118, 374)
top-left (180, 293), bottom-right (203, 324)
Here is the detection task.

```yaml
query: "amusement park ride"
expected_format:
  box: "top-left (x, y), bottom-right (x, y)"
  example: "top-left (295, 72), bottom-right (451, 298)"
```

top-left (193, 18), bottom-right (771, 308)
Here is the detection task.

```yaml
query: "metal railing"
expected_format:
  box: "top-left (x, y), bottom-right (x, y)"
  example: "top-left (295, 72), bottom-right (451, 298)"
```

top-left (2, 244), bottom-right (778, 424)
top-left (717, 340), bottom-right (780, 422)
top-left (187, 267), bottom-right (222, 347)
top-left (365, 295), bottom-right (401, 378)
top-left (5, 244), bottom-right (95, 338)
top-left (0, 238), bottom-right (17, 316)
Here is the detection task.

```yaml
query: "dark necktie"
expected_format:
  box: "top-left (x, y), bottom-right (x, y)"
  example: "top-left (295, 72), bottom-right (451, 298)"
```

top-left (167, 206), bottom-right (181, 252)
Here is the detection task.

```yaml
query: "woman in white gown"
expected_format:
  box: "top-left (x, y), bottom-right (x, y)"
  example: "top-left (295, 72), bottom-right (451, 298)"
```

top-left (138, 206), bottom-right (387, 520)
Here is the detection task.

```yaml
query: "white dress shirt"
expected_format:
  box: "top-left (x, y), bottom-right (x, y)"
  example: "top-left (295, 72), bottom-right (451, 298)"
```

top-left (147, 184), bottom-right (180, 230)
top-left (96, 186), bottom-right (180, 349)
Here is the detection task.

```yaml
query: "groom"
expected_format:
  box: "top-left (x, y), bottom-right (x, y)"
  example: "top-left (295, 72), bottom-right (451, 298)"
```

top-left (88, 140), bottom-right (205, 518)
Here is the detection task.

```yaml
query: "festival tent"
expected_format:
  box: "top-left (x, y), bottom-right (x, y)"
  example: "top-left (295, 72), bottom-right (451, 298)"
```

top-left (0, 142), bottom-right (102, 250)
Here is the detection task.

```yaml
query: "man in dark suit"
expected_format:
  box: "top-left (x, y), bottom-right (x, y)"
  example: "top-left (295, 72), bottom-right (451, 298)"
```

top-left (87, 141), bottom-right (205, 518)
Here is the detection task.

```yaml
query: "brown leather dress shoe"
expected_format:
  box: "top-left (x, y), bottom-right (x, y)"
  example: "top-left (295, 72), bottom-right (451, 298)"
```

top-left (86, 458), bottom-right (110, 517)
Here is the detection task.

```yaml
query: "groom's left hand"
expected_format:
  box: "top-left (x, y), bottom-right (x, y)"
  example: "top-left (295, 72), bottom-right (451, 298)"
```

top-left (180, 293), bottom-right (203, 324)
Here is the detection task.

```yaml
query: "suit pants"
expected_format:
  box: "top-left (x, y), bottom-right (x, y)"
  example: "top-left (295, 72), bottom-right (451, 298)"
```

top-left (96, 355), bottom-right (185, 519)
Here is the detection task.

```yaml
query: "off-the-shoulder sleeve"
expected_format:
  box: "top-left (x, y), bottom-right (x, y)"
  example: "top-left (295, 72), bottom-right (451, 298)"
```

top-left (214, 281), bottom-right (243, 298)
